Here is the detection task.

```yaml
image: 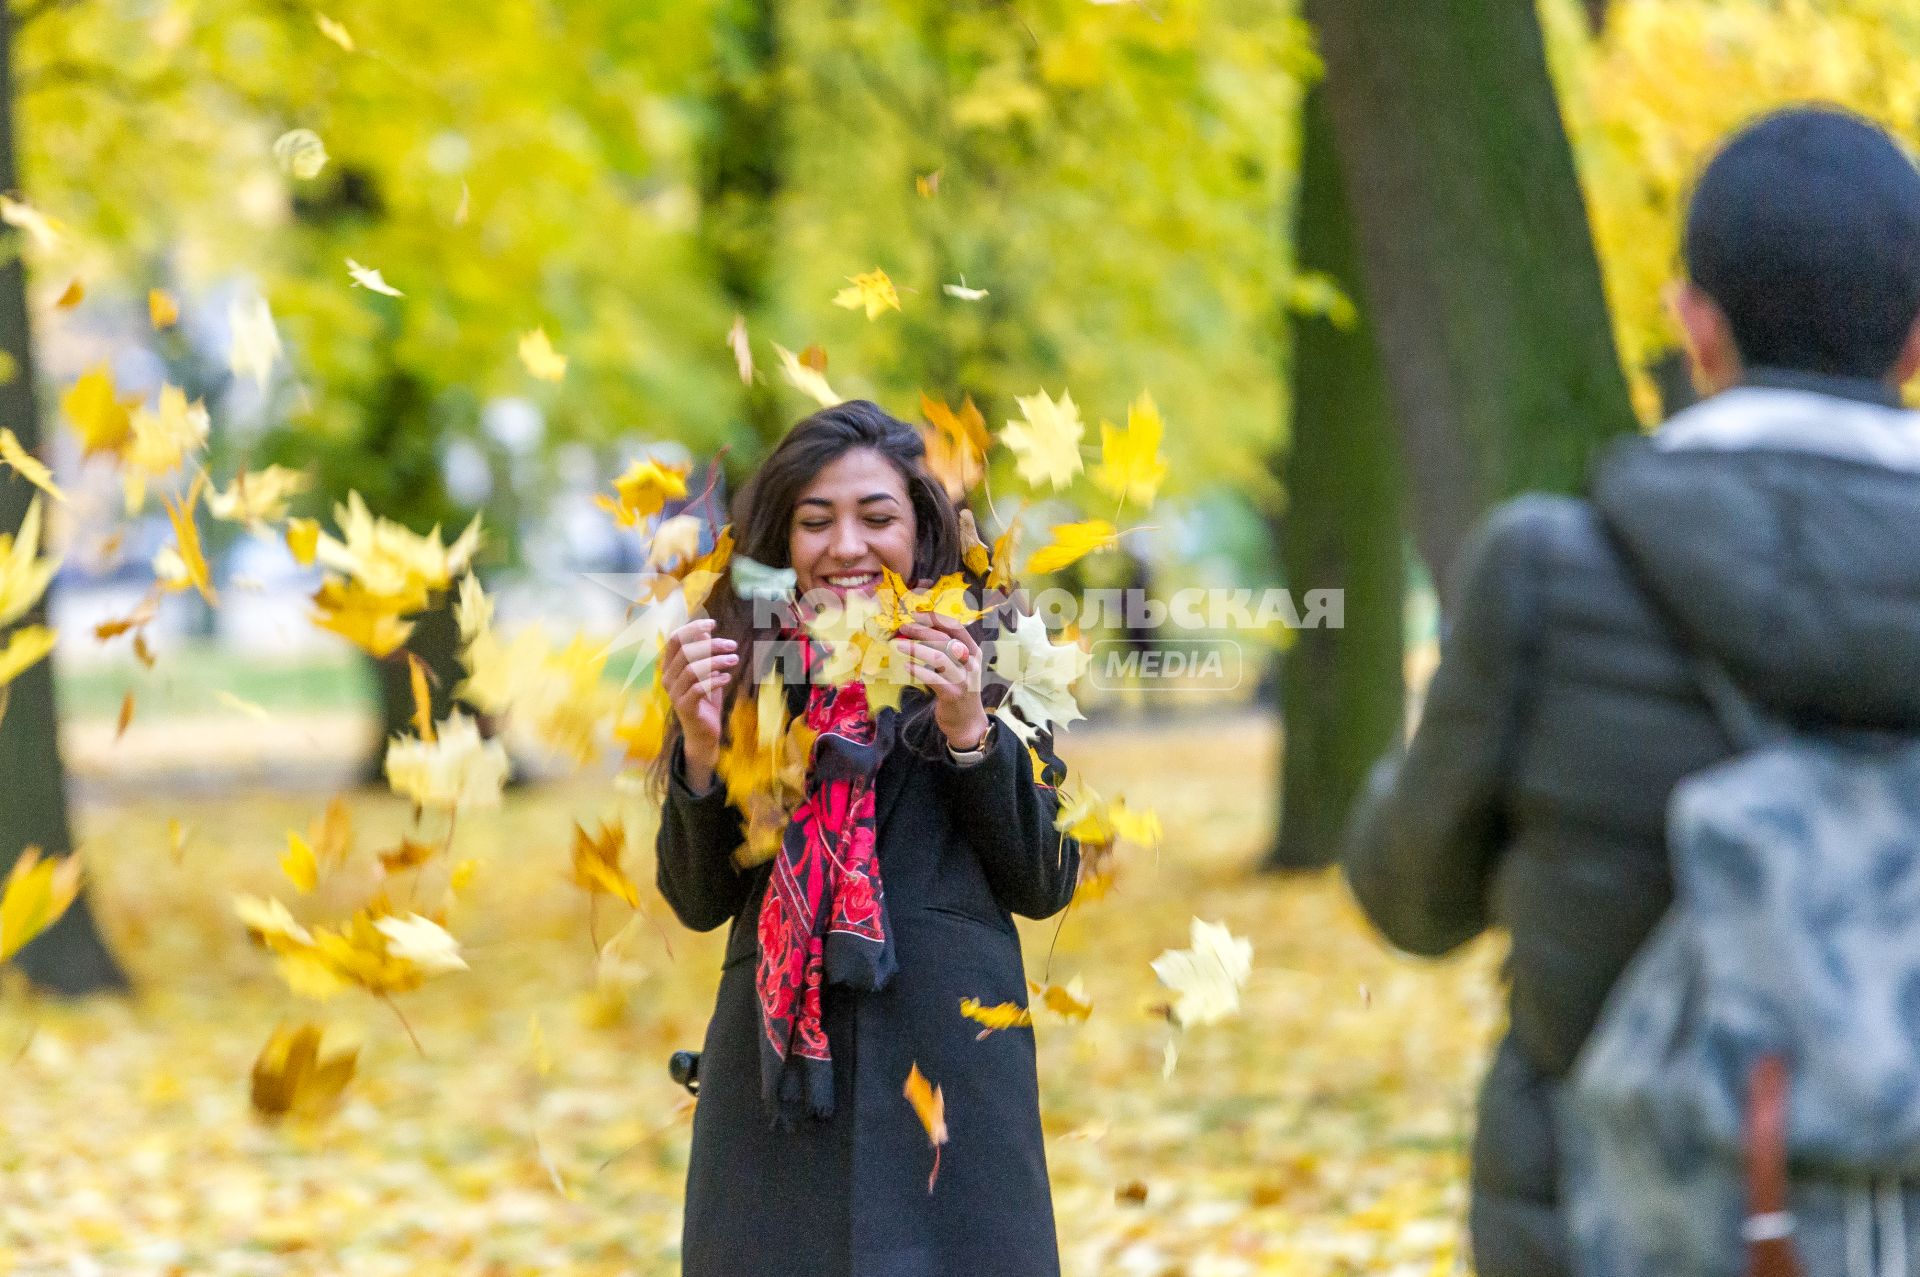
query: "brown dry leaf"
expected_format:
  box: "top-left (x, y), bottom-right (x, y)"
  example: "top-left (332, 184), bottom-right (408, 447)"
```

top-left (799, 344), bottom-right (828, 373)
top-left (406, 654), bottom-right (436, 743)
top-left (94, 596), bottom-right (158, 643)
top-left (959, 997), bottom-right (1032, 1039)
top-left (919, 393), bottom-right (989, 501)
top-left (149, 289), bottom-right (179, 330)
top-left (903, 1063), bottom-right (948, 1192)
top-left (249, 1023), bottom-right (357, 1121)
top-left (377, 837), bottom-right (437, 877)
top-left (132, 631), bottom-right (156, 669)
top-left (114, 691), bottom-right (135, 741)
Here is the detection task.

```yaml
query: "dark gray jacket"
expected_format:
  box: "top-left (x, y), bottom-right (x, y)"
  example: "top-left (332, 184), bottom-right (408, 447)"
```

top-left (1344, 374), bottom-right (1920, 1277)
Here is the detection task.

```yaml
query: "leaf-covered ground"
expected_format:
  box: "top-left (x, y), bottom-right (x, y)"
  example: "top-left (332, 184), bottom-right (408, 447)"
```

top-left (1, 713), bottom-right (1502, 1276)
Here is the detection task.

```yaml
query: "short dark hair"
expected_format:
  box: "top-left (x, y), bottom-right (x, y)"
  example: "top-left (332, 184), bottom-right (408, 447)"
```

top-left (1684, 105), bottom-right (1920, 379)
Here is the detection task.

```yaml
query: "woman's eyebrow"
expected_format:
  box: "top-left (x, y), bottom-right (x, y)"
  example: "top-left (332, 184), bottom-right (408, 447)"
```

top-left (795, 493), bottom-right (900, 508)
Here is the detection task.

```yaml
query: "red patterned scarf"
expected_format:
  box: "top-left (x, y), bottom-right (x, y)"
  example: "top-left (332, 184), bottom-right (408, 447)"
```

top-left (756, 634), bottom-right (897, 1124)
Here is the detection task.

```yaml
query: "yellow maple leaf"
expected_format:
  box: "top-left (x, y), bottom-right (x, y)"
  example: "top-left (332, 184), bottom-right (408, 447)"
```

top-left (376, 836), bottom-right (437, 877)
top-left (595, 456), bottom-right (690, 528)
top-left (0, 846), bottom-right (82, 961)
top-left (250, 1023), bottom-right (357, 1121)
top-left (0, 495), bottom-right (58, 628)
top-left (54, 278), bottom-right (82, 309)
top-left (286, 517), bottom-right (321, 566)
top-left (60, 364), bottom-right (135, 457)
top-left (518, 327), bottom-right (567, 381)
top-left (123, 386), bottom-right (210, 512)
top-left (384, 713), bottom-right (508, 811)
top-left (148, 289), bottom-right (179, 330)
top-left (1028, 977), bottom-right (1094, 1022)
top-left (1025, 519), bottom-right (1119, 576)
top-left (832, 267), bottom-right (902, 320)
top-left (771, 342), bottom-right (840, 408)
top-left (311, 576), bottom-right (416, 657)
top-left (406, 653), bottom-right (436, 742)
top-left (207, 465), bottom-right (309, 526)
top-left (162, 471), bottom-right (218, 605)
top-left (1001, 389), bottom-right (1085, 491)
top-left (309, 796), bottom-right (353, 868)
top-left (903, 1062), bottom-right (948, 1191)
top-left (345, 258), bottom-right (402, 297)
top-left (0, 428), bottom-right (65, 503)
top-left (282, 832), bottom-right (319, 894)
top-left (920, 393), bottom-right (989, 500)
top-left (569, 818), bottom-right (639, 908)
top-left (959, 996), bottom-right (1033, 1039)
top-left (1091, 392), bottom-right (1169, 509)
top-left (0, 624), bottom-right (56, 688)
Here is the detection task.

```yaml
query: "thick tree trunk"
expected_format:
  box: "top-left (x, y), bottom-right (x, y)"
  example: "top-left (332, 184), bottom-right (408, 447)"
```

top-left (1305, 0), bottom-right (1636, 594)
top-left (1266, 86), bottom-right (1406, 872)
top-left (358, 593), bottom-right (465, 784)
top-left (0, 3), bottom-right (128, 994)
top-left (699, 0), bottom-right (785, 450)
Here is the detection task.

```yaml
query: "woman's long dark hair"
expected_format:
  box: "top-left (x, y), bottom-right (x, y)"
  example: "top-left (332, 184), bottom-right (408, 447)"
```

top-left (650, 400), bottom-right (963, 796)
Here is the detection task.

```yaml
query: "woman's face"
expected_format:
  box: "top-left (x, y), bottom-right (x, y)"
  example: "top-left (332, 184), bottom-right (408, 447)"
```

top-left (788, 447), bottom-right (918, 603)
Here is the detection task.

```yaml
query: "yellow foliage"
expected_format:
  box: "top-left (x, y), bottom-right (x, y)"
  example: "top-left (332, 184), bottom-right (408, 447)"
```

top-left (0, 847), bottom-right (82, 962)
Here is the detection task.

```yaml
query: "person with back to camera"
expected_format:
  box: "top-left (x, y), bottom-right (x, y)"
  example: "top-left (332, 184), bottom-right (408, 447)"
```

top-left (650, 399), bottom-right (1080, 1277)
top-left (1344, 106), bottom-right (1920, 1275)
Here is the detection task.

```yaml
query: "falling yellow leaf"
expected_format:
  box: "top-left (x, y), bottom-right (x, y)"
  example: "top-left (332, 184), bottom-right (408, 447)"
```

top-left (449, 859), bottom-right (477, 893)
top-left (311, 577), bottom-right (416, 658)
top-left (54, 279), bottom-right (82, 309)
top-left (287, 517), bottom-right (321, 566)
top-left (282, 833), bottom-right (319, 894)
top-left (1002, 389), bottom-right (1085, 491)
top-left (60, 364), bottom-right (135, 457)
top-left (345, 258), bottom-right (403, 297)
top-left (518, 328), bottom-right (567, 381)
top-left (132, 631), bottom-right (155, 669)
top-left (315, 12), bottom-right (355, 51)
top-left (250, 1023), bottom-right (357, 1121)
top-left (959, 996), bottom-right (1033, 1039)
top-left (0, 496), bottom-right (59, 628)
top-left (125, 385), bottom-right (211, 511)
top-left (376, 836), bottom-right (437, 877)
top-left (163, 471), bottom-right (218, 605)
top-left (832, 268), bottom-right (902, 320)
top-left (942, 279), bottom-right (989, 302)
top-left (406, 653), bottom-right (436, 742)
top-left (272, 129), bottom-right (329, 180)
top-left (115, 690), bottom-right (135, 741)
top-left (1090, 392), bottom-right (1169, 509)
top-left (920, 393), bottom-right (989, 500)
top-left (915, 170), bottom-right (942, 198)
top-left (1028, 976), bottom-right (1094, 1022)
top-left (903, 1062), bottom-right (948, 1192)
top-left (167, 819), bottom-right (190, 864)
top-left (214, 690), bottom-right (270, 721)
top-left (771, 342), bottom-right (839, 408)
top-left (308, 797), bottom-right (353, 868)
top-left (384, 712), bottom-right (508, 811)
top-left (528, 1013), bottom-right (554, 1077)
top-left (0, 195), bottom-right (63, 250)
top-left (148, 289), bottom-right (180, 330)
top-left (1025, 519), bottom-right (1119, 576)
top-left (228, 294), bottom-right (281, 392)
top-left (568, 818), bottom-right (642, 908)
top-left (0, 624), bottom-right (56, 688)
top-left (595, 457), bottom-right (690, 529)
top-left (726, 314), bottom-right (753, 384)
top-left (0, 428), bottom-right (66, 504)
top-left (0, 846), bottom-right (82, 962)
top-left (207, 465), bottom-right (310, 526)
top-left (1151, 918), bottom-right (1252, 1030)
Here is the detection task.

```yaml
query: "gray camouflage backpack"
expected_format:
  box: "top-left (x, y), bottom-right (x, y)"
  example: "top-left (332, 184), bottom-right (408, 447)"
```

top-left (1560, 549), bottom-right (1920, 1276)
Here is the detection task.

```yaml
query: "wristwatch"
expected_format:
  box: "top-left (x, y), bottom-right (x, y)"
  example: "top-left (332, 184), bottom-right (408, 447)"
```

top-left (946, 720), bottom-right (995, 764)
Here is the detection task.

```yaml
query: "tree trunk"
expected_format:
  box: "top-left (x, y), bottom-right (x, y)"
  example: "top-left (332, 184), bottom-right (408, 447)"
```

top-left (358, 593), bottom-right (465, 784)
top-left (1266, 86), bottom-right (1406, 871)
top-left (0, 2), bottom-right (128, 995)
top-left (1305, 0), bottom-right (1637, 594)
top-left (699, 0), bottom-right (785, 451)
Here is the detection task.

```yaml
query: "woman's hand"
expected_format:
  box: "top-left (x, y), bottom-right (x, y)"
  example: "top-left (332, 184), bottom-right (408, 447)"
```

top-left (662, 617), bottom-right (736, 789)
top-left (895, 612), bottom-right (991, 751)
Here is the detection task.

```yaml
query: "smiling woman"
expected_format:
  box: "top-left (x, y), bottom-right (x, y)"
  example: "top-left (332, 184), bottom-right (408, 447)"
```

top-left (651, 401), bottom-right (1079, 1277)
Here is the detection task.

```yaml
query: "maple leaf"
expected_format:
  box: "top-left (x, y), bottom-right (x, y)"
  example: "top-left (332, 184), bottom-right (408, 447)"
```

top-left (384, 712), bottom-right (509, 811)
top-left (314, 12), bottom-right (355, 51)
top-left (234, 894), bottom-right (315, 952)
top-left (0, 428), bottom-right (65, 503)
top-left (282, 833), bottom-right (319, 894)
top-left (272, 129), bottom-right (329, 180)
top-left (942, 279), bottom-right (988, 302)
top-left (228, 294), bottom-right (281, 392)
top-left (903, 1063), bottom-right (949, 1192)
top-left (114, 690), bottom-right (135, 740)
top-left (316, 491), bottom-right (480, 600)
top-left (518, 327), bottom-right (567, 381)
top-left (207, 465), bottom-right (310, 527)
top-left (569, 818), bottom-right (639, 908)
top-left (832, 268), bottom-right (902, 320)
top-left (0, 846), bottom-right (81, 961)
top-left (989, 609), bottom-right (1088, 740)
top-left (371, 913), bottom-right (467, 975)
top-left (595, 456), bottom-right (690, 528)
top-left (286, 517), bottom-right (321, 567)
top-left (1029, 977), bottom-right (1094, 1022)
top-left (0, 495), bottom-right (58, 628)
top-left (345, 258), bottom-right (404, 297)
top-left (771, 342), bottom-right (840, 407)
top-left (376, 837), bottom-right (437, 877)
top-left (1091, 392), bottom-right (1170, 509)
top-left (0, 625), bottom-right (56, 689)
top-left (0, 195), bottom-right (62, 250)
top-left (920, 393), bottom-right (989, 499)
top-left (124, 385), bottom-right (211, 512)
top-left (726, 314), bottom-right (753, 384)
top-left (311, 577), bottom-right (416, 658)
top-left (1001, 390), bottom-right (1085, 491)
top-left (60, 363), bottom-right (135, 456)
top-left (54, 278), bottom-right (82, 309)
top-left (959, 996), bottom-right (1032, 1039)
top-left (148, 289), bottom-right (179, 330)
top-left (647, 514), bottom-right (704, 571)
top-left (1151, 918), bottom-right (1252, 1029)
top-left (250, 1023), bottom-right (357, 1122)
top-left (1026, 519), bottom-right (1119, 576)
top-left (162, 471), bottom-right (218, 605)
top-left (307, 798), bottom-right (353, 869)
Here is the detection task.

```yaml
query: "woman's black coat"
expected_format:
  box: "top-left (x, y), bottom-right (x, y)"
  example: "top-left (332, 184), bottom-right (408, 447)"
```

top-left (656, 718), bottom-right (1080, 1277)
